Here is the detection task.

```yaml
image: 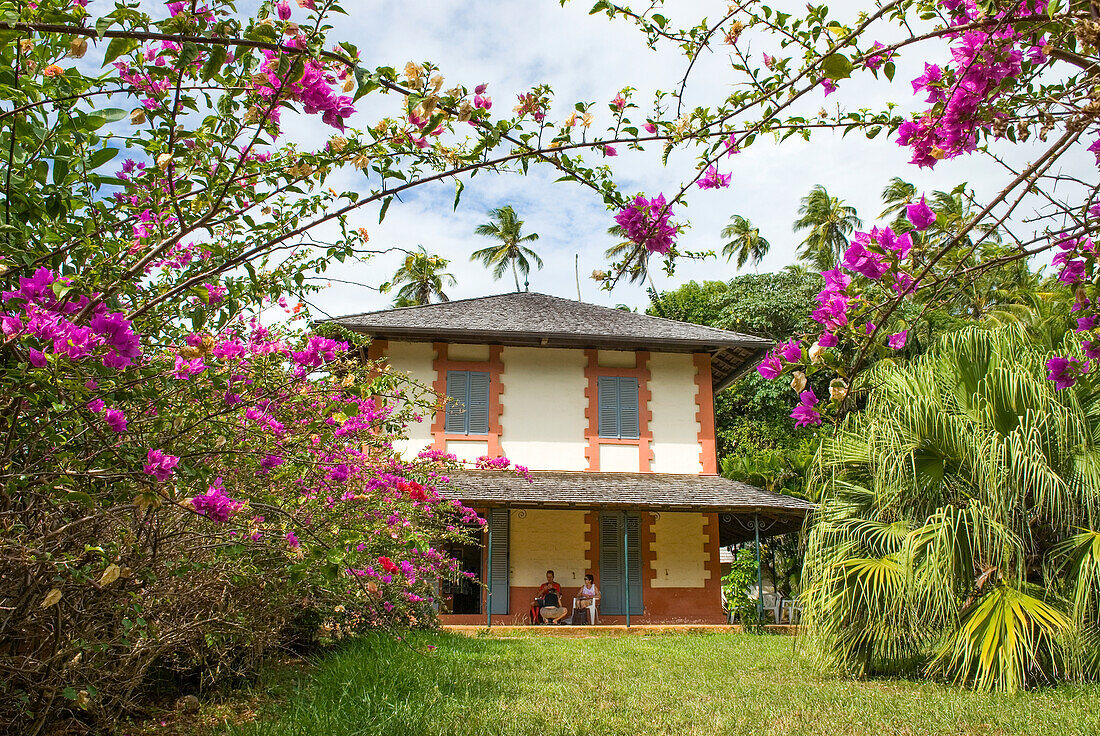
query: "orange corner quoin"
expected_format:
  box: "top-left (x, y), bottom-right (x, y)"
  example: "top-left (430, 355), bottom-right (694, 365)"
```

top-left (583, 349), bottom-right (653, 473)
top-left (430, 343), bottom-right (505, 458)
top-left (694, 353), bottom-right (718, 475)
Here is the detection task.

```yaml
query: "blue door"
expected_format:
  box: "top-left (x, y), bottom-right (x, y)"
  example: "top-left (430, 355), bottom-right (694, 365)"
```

top-left (599, 512), bottom-right (642, 615)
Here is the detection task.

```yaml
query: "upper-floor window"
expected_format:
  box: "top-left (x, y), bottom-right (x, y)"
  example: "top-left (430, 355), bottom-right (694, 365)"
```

top-left (598, 376), bottom-right (639, 439)
top-left (444, 370), bottom-right (490, 435)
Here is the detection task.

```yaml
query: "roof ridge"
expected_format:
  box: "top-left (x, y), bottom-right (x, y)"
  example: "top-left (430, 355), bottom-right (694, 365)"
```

top-left (317, 290), bottom-right (554, 323)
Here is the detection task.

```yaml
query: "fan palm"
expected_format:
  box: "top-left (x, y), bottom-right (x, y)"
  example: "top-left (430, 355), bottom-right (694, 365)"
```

top-left (792, 185), bottom-right (862, 271)
top-left (388, 246), bottom-right (456, 306)
top-left (471, 205), bottom-right (543, 291)
top-left (801, 325), bottom-right (1100, 691)
top-left (721, 215), bottom-right (771, 270)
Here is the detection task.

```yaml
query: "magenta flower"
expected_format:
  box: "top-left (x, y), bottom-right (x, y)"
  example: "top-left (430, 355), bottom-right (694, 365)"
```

top-left (864, 41), bottom-right (892, 71)
top-left (779, 339), bottom-right (801, 363)
top-left (473, 94), bottom-right (492, 110)
top-left (613, 194), bottom-right (678, 255)
top-left (791, 390), bottom-right (823, 427)
top-left (192, 478), bottom-right (244, 523)
top-left (104, 408), bottom-right (127, 433)
top-left (611, 93), bottom-right (626, 111)
top-left (143, 449), bottom-right (179, 482)
top-left (277, 1), bottom-right (291, 21)
top-left (1089, 137), bottom-right (1100, 165)
top-left (286, 531), bottom-right (300, 548)
top-left (763, 53), bottom-right (775, 69)
top-left (821, 79), bottom-right (837, 96)
top-left (887, 330), bottom-right (908, 350)
top-left (644, 122), bottom-right (657, 134)
top-left (818, 332), bottom-right (839, 348)
top-left (1077, 314), bottom-right (1098, 333)
top-left (604, 145), bottom-right (617, 156)
top-left (88, 398), bottom-right (105, 413)
top-left (757, 354), bottom-right (782, 379)
top-left (697, 165), bottom-right (731, 190)
top-left (474, 83), bottom-right (488, 95)
top-left (906, 196), bottom-right (936, 231)
top-left (1047, 356), bottom-right (1085, 390)
top-left (1084, 341), bottom-right (1100, 361)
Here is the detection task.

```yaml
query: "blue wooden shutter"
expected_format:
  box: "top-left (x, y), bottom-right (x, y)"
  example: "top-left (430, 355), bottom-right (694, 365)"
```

top-left (488, 509), bottom-right (509, 614)
top-left (467, 371), bottom-right (490, 435)
top-left (618, 377), bottom-right (640, 439)
top-left (444, 370), bottom-right (468, 433)
top-left (598, 376), bottom-right (620, 438)
top-left (599, 512), bottom-right (622, 614)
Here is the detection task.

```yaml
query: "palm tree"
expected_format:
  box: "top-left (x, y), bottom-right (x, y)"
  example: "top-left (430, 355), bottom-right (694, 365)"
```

top-left (388, 246), bottom-right (456, 306)
top-left (878, 176), bottom-right (917, 222)
top-left (792, 185), bottom-right (862, 271)
top-left (801, 326), bottom-right (1100, 691)
top-left (604, 224), bottom-right (654, 287)
top-left (721, 215), bottom-right (771, 270)
top-left (471, 205), bottom-right (543, 291)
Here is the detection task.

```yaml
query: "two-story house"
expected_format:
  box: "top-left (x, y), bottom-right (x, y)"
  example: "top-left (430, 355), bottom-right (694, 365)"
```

top-left (324, 292), bottom-right (811, 624)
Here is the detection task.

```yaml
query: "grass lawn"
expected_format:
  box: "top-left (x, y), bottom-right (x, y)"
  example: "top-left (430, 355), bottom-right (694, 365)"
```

top-left (210, 630), bottom-right (1100, 736)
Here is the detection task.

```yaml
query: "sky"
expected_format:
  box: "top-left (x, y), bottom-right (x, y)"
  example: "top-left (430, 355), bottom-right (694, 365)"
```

top-left (107, 1), bottom-right (1094, 318)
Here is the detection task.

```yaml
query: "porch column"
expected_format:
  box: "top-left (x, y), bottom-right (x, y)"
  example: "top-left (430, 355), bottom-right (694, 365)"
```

top-left (623, 510), bottom-right (630, 628)
top-left (754, 512), bottom-right (762, 621)
top-left (486, 514), bottom-right (493, 628)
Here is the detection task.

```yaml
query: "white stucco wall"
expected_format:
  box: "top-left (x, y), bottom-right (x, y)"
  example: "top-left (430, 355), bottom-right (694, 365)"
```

top-left (498, 347), bottom-right (587, 471)
top-left (648, 352), bottom-right (703, 474)
top-left (446, 439), bottom-right (489, 464)
top-left (650, 512), bottom-right (710, 588)
top-left (509, 509), bottom-right (589, 587)
top-left (384, 341), bottom-right (437, 459)
top-left (448, 343), bottom-right (490, 361)
top-left (597, 349), bottom-right (637, 368)
top-left (599, 443), bottom-right (639, 472)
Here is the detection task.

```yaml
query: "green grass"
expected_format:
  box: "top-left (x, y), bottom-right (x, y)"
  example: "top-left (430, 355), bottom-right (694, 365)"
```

top-left (221, 631), bottom-right (1100, 736)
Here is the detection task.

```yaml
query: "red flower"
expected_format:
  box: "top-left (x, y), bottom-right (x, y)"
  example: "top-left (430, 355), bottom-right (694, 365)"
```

top-left (378, 556), bottom-right (399, 574)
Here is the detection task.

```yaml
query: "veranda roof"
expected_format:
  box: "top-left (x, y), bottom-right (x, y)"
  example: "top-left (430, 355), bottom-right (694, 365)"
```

top-left (322, 292), bottom-right (772, 390)
top-left (442, 470), bottom-right (811, 541)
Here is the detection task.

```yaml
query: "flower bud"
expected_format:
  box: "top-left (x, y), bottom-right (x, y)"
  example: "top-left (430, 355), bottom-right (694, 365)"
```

top-left (129, 108), bottom-right (147, 125)
top-left (156, 153), bottom-right (173, 170)
top-left (790, 371), bottom-right (807, 393)
top-left (70, 37), bottom-right (88, 59)
top-left (809, 343), bottom-right (825, 364)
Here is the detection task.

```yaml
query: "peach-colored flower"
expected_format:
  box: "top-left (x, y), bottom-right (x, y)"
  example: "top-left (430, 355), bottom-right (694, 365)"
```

top-left (43, 64), bottom-right (63, 78)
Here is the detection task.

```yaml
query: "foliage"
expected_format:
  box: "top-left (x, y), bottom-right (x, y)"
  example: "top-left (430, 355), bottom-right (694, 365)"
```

top-left (384, 246), bottom-right (457, 306)
top-left (722, 549), bottom-right (763, 630)
top-left (801, 326), bottom-right (1100, 691)
top-left (721, 214), bottom-right (771, 270)
top-left (215, 632), bottom-right (1100, 736)
top-left (792, 185), bottom-right (863, 273)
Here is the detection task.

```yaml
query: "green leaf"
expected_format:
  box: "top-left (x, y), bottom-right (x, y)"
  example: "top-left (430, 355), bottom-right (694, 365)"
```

top-left (453, 179), bottom-right (464, 211)
top-left (883, 61), bottom-right (895, 82)
top-left (103, 37), bottom-right (140, 65)
top-left (378, 195), bottom-right (392, 223)
top-left (821, 54), bottom-right (853, 81)
top-left (98, 108), bottom-right (127, 123)
top-left (87, 147), bottom-right (120, 170)
top-left (201, 45), bottom-right (227, 82)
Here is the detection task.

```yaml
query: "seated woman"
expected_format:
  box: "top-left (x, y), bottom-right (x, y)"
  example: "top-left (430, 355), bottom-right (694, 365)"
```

top-left (573, 574), bottom-right (599, 625)
top-left (535, 569), bottom-right (569, 624)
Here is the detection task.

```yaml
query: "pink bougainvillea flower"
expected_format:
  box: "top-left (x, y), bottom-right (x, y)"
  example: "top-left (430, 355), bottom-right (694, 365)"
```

top-left (603, 144), bottom-right (617, 156)
top-left (473, 94), bottom-right (491, 110)
top-left (644, 122), bottom-right (657, 134)
top-left (821, 79), bottom-right (837, 96)
top-left (611, 93), bottom-right (627, 111)
top-left (277, 1), bottom-right (291, 20)
top-left (297, 0), bottom-right (316, 8)
top-left (762, 53), bottom-right (775, 69)
top-left (613, 194), bottom-right (678, 255)
top-left (778, 339), bottom-right (801, 363)
top-left (887, 330), bottom-right (908, 350)
top-left (757, 354), bottom-right (782, 379)
top-left (474, 83), bottom-right (488, 95)
top-left (1089, 137), bottom-right (1100, 165)
top-left (286, 531), bottom-right (300, 548)
top-left (104, 408), bottom-right (127, 433)
top-left (697, 165), bottom-right (731, 190)
top-left (1047, 356), bottom-right (1086, 390)
top-left (817, 332), bottom-right (839, 348)
top-left (191, 478), bottom-right (244, 523)
top-left (906, 196), bottom-right (936, 231)
top-left (143, 449), bottom-right (179, 482)
top-left (791, 390), bottom-right (823, 427)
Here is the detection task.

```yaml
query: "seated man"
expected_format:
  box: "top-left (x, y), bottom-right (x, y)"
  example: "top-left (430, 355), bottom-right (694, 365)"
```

top-left (534, 569), bottom-right (569, 624)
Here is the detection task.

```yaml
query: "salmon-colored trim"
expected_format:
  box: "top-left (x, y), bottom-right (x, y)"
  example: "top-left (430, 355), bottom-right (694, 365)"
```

top-left (693, 353), bottom-right (718, 475)
top-left (584, 509), bottom-right (599, 582)
top-left (583, 349), bottom-right (652, 472)
top-left (431, 344), bottom-right (504, 458)
top-left (702, 512), bottom-right (722, 596)
top-left (366, 338), bottom-right (388, 362)
top-left (642, 512), bottom-right (657, 611)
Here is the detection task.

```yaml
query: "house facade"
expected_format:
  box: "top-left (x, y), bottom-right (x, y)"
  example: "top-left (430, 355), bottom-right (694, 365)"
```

top-left (325, 292), bottom-right (811, 624)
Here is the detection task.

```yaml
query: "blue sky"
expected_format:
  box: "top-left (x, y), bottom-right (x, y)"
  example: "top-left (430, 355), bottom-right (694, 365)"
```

top-left (103, 1), bottom-right (1094, 317)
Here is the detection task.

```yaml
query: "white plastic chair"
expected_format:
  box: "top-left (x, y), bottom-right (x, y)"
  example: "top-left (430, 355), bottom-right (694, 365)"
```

top-left (781, 598), bottom-right (803, 624)
top-left (573, 597), bottom-right (598, 625)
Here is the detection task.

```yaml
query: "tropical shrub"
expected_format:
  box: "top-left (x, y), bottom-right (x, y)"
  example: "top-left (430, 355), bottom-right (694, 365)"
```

top-left (801, 326), bottom-right (1100, 691)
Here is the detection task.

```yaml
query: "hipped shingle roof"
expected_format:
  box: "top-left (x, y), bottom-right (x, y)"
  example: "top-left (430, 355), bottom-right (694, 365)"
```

top-left (322, 292), bottom-right (771, 390)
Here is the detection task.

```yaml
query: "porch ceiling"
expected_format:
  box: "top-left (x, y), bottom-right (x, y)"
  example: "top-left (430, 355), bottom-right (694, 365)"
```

top-left (442, 470), bottom-right (812, 525)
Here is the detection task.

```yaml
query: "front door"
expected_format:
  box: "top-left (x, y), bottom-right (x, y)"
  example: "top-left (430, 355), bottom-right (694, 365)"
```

top-left (599, 511), bottom-right (643, 615)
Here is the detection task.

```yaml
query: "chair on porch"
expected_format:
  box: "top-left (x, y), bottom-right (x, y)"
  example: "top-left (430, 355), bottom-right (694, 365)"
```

top-left (781, 597), bottom-right (802, 624)
top-left (571, 596), bottom-right (598, 625)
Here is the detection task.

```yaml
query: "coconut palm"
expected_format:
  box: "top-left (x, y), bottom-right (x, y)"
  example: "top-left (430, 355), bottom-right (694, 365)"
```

top-left (792, 185), bottom-right (862, 271)
top-left (388, 246), bottom-right (456, 306)
top-left (878, 176), bottom-right (918, 222)
top-left (721, 215), bottom-right (771, 270)
top-left (604, 224), bottom-right (654, 287)
top-left (801, 325), bottom-right (1100, 691)
top-left (471, 205), bottom-right (543, 291)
